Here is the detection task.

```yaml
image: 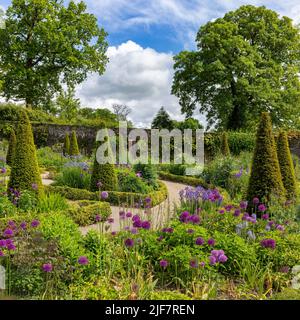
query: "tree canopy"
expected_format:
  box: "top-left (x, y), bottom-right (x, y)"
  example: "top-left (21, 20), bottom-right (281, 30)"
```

top-left (0, 0), bottom-right (108, 109)
top-left (151, 107), bottom-right (174, 130)
top-left (172, 5), bottom-right (300, 130)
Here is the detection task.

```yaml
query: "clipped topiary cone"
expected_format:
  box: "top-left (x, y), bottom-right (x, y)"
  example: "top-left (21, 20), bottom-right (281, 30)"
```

top-left (276, 130), bottom-right (297, 199)
top-left (246, 113), bottom-right (285, 206)
top-left (63, 133), bottom-right (71, 156)
top-left (69, 130), bottom-right (80, 156)
top-left (8, 110), bottom-right (43, 196)
top-left (6, 128), bottom-right (16, 166)
top-left (221, 132), bottom-right (230, 156)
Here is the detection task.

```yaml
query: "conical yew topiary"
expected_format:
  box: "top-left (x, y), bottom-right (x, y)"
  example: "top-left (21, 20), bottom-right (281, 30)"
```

top-left (90, 130), bottom-right (117, 192)
top-left (8, 110), bottom-right (43, 195)
top-left (246, 113), bottom-right (285, 205)
top-left (6, 129), bottom-right (16, 166)
top-left (276, 131), bottom-right (297, 199)
top-left (69, 130), bottom-right (80, 156)
top-left (63, 133), bottom-right (70, 156)
top-left (221, 132), bottom-right (230, 156)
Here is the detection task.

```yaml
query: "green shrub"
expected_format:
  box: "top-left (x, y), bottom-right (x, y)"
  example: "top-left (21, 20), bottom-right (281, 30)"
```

top-left (63, 133), bottom-right (70, 156)
top-left (68, 202), bottom-right (111, 226)
top-left (8, 110), bottom-right (43, 196)
top-left (221, 132), bottom-right (230, 156)
top-left (276, 131), bottom-right (297, 199)
top-left (0, 195), bottom-right (17, 217)
top-left (272, 288), bottom-right (300, 300)
top-left (69, 130), bottom-right (80, 156)
top-left (246, 113), bottom-right (285, 205)
top-left (6, 129), bottom-right (16, 166)
top-left (90, 157), bottom-right (117, 192)
top-left (37, 147), bottom-right (68, 170)
top-left (54, 166), bottom-right (91, 189)
top-left (46, 181), bottom-right (168, 206)
top-left (118, 169), bottom-right (152, 194)
top-left (133, 163), bottom-right (159, 189)
top-left (36, 192), bottom-right (69, 213)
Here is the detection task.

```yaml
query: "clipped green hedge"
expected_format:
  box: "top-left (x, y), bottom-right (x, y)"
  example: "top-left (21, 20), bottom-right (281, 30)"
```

top-left (158, 171), bottom-right (213, 189)
top-left (45, 181), bottom-right (168, 207)
top-left (68, 201), bottom-right (112, 226)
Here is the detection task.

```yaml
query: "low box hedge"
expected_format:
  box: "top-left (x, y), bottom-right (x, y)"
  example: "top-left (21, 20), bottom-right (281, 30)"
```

top-left (68, 201), bottom-right (112, 226)
top-left (45, 181), bottom-right (168, 207)
top-left (158, 171), bottom-right (213, 189)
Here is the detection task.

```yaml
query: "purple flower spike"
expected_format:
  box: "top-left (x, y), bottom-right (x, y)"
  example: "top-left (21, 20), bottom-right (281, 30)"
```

top-left (159, 259), bottom-right (169, 269)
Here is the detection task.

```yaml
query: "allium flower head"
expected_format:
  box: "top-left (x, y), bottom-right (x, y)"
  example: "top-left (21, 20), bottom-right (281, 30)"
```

top-left (207, 238), bottom-right (215, 246)
top-left (20, 222), bottom-right (27, 230)
top-left (261, 238), bottom-right (276, 249)
top-left (141, 221), bottom-right (151, 230)
top-left (42, 263), bottom-right (53, 273)
top-left (253, 197), bottom-right (260, 205)
top-left (189, 259), bottom-right (199, 268)
top-left (240, 201), bottom-right (248, 210)
top-left (159, 259), bottom-right (169, 269)
top-left (31, 220), bottom-right (40, 228)
top-left (124, 238), bottom-right (135, 247)
top-left (262, 214), bottom-right (269, 220)
top-left (101, 191), bottom-right (109, 199)
top-left (78, 256), bottom-right (89, 265)
top-left (195, 237), bottom-right (205, 246)
top-left (3, 228), bottom-right (13, 238)
top-left (258, 204), bottom-right (267, 212)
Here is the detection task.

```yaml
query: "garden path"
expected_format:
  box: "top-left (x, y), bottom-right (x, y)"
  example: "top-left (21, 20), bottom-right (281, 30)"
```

top-left (40, 172), bottom-right (187, 235)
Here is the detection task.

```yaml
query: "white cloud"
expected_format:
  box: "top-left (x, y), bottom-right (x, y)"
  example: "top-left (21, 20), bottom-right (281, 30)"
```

top-left (76, 41), bottom-right (203, 127)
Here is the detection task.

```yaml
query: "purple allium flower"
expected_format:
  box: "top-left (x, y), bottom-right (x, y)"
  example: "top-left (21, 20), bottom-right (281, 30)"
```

top-left (262, 214), bottom-right (269, 220)
top-left (124, 238), bottom-right (135, 248)
top-left (20, 222), bottom-right (27, 230)
top-left (124, 226), bottom-right (130, 231)
top-left (190, 214), bottom-right (200, 225)
top-left (131, 228), bottom-right (138, 235)
top-left (126, 212), bottom-right (132, 218)
top-left (95, 214), bottom-right (101, 222)
top-left (190, 259), bottom-right (199, 268)
top-left (219, 209), bottom-right (225, 214)
top-left (1, 168), bottom-right (7, 174)
top-left (209, 255), bottom-right (217, 265)
top-left (96, 181), bottom-right (102, 188)
top-left (207, 238), bottom-right (215, 246)
top-left (179, 211), bottom-right (190, 223)
top-left (141, 221), bottom-right (151, 230)
top-left (136, 171), bottom-right (142, 178)
top-left (240, 201), bottom-right (248, 210)
top-left (119, 211), bottom-right (126, 218)
top-left (0, 240), bottom-right (6, 247)
top-left (276, 225), bottom-right (285, 231)
top-left (159, 259), bottom-right (169, 269)
top-left (42, 263), bottom-right (53, 273)
top-left (253, 197), bottom-right (260, 205)
top-left (225, 205), bottom-right (233, 212)
top-left (107, 217), bottom-right (114, 224)
top-left (234, 209), bottom-right (241, 217)
top-left (78, 256), bottom-right (89, 265)
top-left (261, 239), bottom-right (276, 249)
top-left (195, 237), bottom-right (205, 246)
top-left (101, 191), bottom-right (109, 199)
top-left (258, 204), bottom-right (267, 212)
top-left (157, 235), bottom-right (164, 242)
top-left (31, 220), bottom-right (40, 228)
top-left (200, 262), bottom-right (205, 268)
top-left (166, 227), bottom-right (174, 233)
top-left (145, 197), bottom-right (152, 204)
top-left (132, 215), bottom-right (141, 222)
top-left (8, 220), bottom-right (16, 229)
top-left (218, 255), bottom-right (228, 263)
top-left (3, 228), bottom-right (13, 238)
top-left (187, 229), bottom-right (194, 234)
top-left (32, 183), bottom-right (38, 191)
top-left (7, 243), bottom-right (16, 251)
top-left (242, 213), bottom-right (249, 221)
top-left (111, 231), bottom-right (117, 236)
top-left (133, 220), bottom-right (142, 228)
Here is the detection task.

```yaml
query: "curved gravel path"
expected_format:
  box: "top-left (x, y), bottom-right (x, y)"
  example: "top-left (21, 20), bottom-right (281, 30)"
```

top-left (41, 172), bottom-right (187, 235)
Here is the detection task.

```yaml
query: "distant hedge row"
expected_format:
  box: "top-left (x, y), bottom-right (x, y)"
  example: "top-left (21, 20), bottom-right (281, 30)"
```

top-left (45, 181), bottom-right (168, 207)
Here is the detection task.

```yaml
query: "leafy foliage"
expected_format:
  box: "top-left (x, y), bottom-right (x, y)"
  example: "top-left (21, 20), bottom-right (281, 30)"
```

top-left (172, 5), bottom-right (300, 130)
top-left (6, 129), bottom-right (16, 166)
top-left (63, 133), bottom-right (70, 156)
top-left (69, 131), bottom-right (80, 156)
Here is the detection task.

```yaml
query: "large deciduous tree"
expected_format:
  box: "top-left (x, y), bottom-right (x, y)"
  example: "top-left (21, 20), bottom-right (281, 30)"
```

top-left (172, 5), bottom-right (300, 130)
top-left (0, 0), bottom-right (108, 109)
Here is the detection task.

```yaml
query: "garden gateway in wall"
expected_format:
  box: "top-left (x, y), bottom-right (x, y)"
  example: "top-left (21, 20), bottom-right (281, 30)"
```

top-left (95, 122), bottom-right (205, 176)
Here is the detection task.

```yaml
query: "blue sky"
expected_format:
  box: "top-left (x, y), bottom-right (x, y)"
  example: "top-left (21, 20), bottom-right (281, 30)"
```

top-left (1, 0), bottom-right (300, 126)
